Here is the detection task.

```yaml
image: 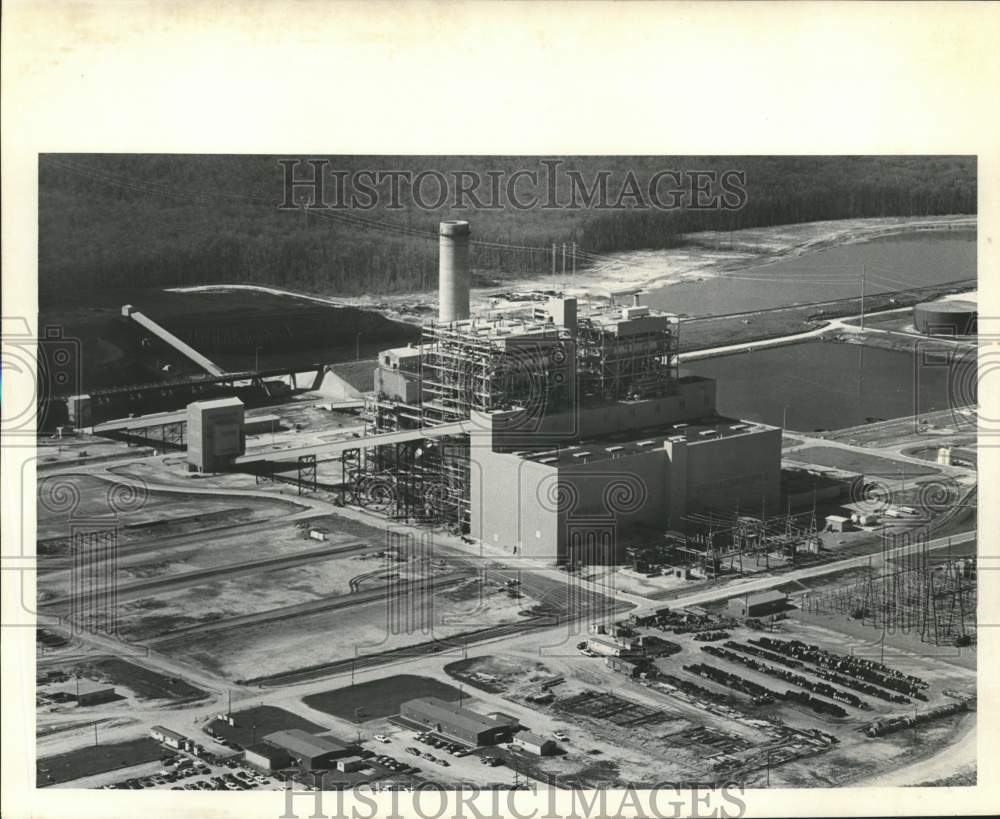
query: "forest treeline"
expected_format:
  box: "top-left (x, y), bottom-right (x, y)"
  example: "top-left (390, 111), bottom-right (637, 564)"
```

top-left (39, 155), bottom-right (976, 301)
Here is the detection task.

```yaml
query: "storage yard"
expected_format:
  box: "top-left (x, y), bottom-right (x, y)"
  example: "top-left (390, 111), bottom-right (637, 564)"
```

top-left (34, 216), bottom-right (977, 791)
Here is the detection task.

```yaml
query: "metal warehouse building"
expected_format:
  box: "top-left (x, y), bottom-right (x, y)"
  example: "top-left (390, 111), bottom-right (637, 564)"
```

top-left (263, 729), bottom-right (352, 769)
top-left (400, 697), bottom-right (511, 746)
top-left (244, 742), bottom-right (293, 772)
top-left (727, 589), bottom-right (788, 618)
top-left (512, 732), bottom-right (557, 756)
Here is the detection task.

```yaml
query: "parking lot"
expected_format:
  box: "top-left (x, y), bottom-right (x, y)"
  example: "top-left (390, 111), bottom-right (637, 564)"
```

top-left (100, 750), bottom-right (287, 791)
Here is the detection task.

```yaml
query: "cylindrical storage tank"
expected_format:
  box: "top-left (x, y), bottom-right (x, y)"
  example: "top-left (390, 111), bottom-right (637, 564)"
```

top-left (439, 220), bottom-right (471, 323)
top-left (913, 300), bottom-right (977, 336)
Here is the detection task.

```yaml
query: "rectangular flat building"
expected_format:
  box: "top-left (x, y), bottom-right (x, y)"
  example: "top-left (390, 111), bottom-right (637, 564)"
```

top-left (150, 725), bottom-right (186, 749)
top-left (244, 743), bottom-right (293, 772)
top-left (469, 385), bottom-right (782, 565)
top-left (263, 729), bottom-right (352, 769)
top-left (512, 732), bottom-right (557, 756)
top-left (400, 697), bottom-right (510, 746)
top-left (187, 397), bottom-right (245, 472)
top-left (727, 590), bottom-right (788, 618)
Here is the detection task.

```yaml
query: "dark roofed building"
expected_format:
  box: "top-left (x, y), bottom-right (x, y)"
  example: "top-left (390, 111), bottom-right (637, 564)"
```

top-left (244, 742), bottom-right (293, 772)
top-left (727, 589), bottom-right (788, 618)
top-left (400, 697), bottom-right (511, 746)
top-left (263, 729), bottom-right (352, 769)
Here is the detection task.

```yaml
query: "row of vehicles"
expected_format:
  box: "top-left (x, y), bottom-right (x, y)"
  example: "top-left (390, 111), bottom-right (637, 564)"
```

top-left (370, 753), bottom-right (419, 775)
top-left (104, 755), bottom-right (211, 789)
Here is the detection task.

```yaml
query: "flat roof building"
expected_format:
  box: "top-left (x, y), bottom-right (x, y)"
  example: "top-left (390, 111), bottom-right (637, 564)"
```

top-left (727, 590), bottom-right (788, 619)
top-left (263, 729), bottom-right (352, 769)
top-left (469, 389), bottom-right (782, 566)
top-left (51, 679), bottom-right (118, 706)
top-left (512, 732), bottom-right (557, 756)
top-left (187, 397), bottom-right (245, 472)
top-left (400, 697), bottom-right (510, 747)
top-left (244, 743), bottom-right (293, 772)
top-left (150, 725), bottom-right (186, 749)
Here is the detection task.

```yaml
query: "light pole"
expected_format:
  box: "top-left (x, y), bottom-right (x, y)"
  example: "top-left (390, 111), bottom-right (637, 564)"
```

top-left (255, 345), bottom-right (263, 372)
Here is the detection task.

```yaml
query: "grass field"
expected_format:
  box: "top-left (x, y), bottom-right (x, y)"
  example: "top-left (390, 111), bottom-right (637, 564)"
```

top-left (788, 446), bottom-right (939, 478)
top-left (89, 659), bottom-right (206, 703)
top-left (37, 737), bottom-right (163, 786)
top-left (207, 706), bottom-right (327, 747)
top-left (302, 674), bottom-right (463, 723)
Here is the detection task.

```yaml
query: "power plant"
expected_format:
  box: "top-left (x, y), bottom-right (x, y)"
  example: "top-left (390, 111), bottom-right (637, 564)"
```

top-left (36, 208), bottom-right (979, 792)
top-left (355, 220), bottom-right (784, 565)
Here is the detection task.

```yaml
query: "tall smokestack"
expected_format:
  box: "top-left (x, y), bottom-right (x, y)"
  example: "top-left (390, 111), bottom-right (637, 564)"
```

top-left (439, 220), bottom-right (470, 323)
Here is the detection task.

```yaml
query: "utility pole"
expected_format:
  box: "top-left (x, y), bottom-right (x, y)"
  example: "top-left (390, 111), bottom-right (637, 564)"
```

top-left (94, 721), bottom-right (99, 747)
top-left (858, 264), bottom-right (866, 401)
top-left (571, 242), bottom-right (576, 276)
top-left (860, 264), bottom-right (866, 332)
top-left (227, 689), bottom-right (232, 716)
top-left (551, 244), bottom-right (556, 276)
top-left (561, 243), bottom-right (567, 276)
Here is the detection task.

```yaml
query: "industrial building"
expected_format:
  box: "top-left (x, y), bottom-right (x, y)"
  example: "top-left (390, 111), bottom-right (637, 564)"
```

top-left (150, 725), bottom-right (187, 750)
top-left (512, 732), bottom-right (557, 756)
top-left (262, 729), bottom-right (352, 769)
top-left (360, 220), bottom-right (784, 566)
top-left (186, 396), bottom-right (245, 472)
top-left (244, 743), bottom-right (293, 772)
top-left (587, 634), bottom-right (641, 657)
top-left (336, 756), bottom-right (367, 772)
top-left (605, 656), bottom-right (646, 677)
top-left (727, 590), bottom-right (788, 618)
top-left (400, 697), bottom-right (512, 746)
top-left (51, 680), bottom-right (118, 706)
top-left (913, 298), bottom-right (977, 336)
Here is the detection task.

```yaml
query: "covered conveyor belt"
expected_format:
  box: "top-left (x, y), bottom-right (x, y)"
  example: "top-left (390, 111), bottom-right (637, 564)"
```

top-left (123, 304), bottom-right (226, 376)
top-left (233, 419), bottom-right (473, 465)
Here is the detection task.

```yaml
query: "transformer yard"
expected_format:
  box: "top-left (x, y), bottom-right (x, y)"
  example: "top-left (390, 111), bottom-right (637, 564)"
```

top-left (34, 218), bottom-right (977, 791)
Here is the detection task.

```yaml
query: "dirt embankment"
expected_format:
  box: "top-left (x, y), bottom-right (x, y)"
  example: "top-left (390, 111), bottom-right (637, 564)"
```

top-left (334, 215), bottom-right (976, 324)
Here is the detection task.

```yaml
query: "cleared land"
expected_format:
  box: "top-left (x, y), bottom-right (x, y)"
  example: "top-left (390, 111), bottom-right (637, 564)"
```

top-left (788, 446), bottom-right (939, 478)
top-left (303, 675), bottom-right (463, 723)
top-left (37, 737), bottom-right (164, 786)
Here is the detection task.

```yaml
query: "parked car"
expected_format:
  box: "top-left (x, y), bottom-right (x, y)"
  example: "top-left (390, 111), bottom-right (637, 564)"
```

top-left (374, 734), bottom-right (390, 743)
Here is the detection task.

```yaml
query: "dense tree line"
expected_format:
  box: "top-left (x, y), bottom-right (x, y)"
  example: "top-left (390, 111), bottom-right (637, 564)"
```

top-left (39, 155), bottom-right (976, 300)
